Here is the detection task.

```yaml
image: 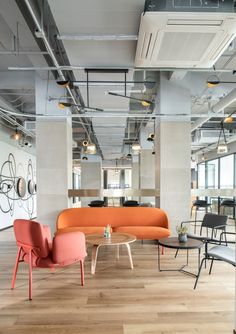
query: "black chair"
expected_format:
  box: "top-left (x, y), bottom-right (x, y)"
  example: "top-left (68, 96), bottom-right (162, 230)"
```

top-left (191, 199), bottom-right (212, 221)
top-left (88, 200), bottom-right (105, 207)
top-left (123, 200), bottom-right (139, 207)
top-left (181, 213), bottom-right (228, 256)
top-left (220, 198), bottom-right (236, 219)
top-left (194, 231), bottom-right (235, 289)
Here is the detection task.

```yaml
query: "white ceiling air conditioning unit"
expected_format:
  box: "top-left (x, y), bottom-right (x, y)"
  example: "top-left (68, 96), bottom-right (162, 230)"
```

top-left (135, 11), bottom-right (236, 68)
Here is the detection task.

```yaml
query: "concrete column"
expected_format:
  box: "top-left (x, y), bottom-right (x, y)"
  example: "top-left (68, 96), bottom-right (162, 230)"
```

top-left (35, 75), bottom-right (72, 233)
top-left (139, 123), bottom-right (155, 205)
top-left (80, 155), bottom-right (102, 207)
top-left (132, 155), bottom-right (139, 201)
top-left (155, 72), bottom-right (191, 233)
top-left (140, 150), bottom-right (155, 205)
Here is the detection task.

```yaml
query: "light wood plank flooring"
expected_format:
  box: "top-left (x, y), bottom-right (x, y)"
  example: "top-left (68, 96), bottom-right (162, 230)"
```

top-left (0, 228), bottom-right (234, 334)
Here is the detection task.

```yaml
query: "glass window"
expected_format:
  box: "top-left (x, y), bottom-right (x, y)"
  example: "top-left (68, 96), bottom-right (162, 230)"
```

top-left (220, 155), bottom-right (234, 188)
top-left (207, 159), bottom-right (218, 189)
top-left (198, 163), bottom-right (206, 189)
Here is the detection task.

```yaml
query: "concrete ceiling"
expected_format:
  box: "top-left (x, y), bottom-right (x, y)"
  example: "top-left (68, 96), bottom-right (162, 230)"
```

top-left (1, 0), bottom-right (236, 160)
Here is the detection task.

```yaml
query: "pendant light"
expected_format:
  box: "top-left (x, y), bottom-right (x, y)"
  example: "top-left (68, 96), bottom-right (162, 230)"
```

top-left (10, 128), bottom-right (21, 141)
top-left (217, 122), bottom-right (228, 154)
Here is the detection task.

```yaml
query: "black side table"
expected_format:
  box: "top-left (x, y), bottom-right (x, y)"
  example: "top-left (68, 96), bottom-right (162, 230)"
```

top-left (157, 237), bottom-right (203, 278)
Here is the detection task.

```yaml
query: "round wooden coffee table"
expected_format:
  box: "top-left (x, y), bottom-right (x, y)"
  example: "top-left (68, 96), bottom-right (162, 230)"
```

top-left (86, 233), bottom-right (136, 274)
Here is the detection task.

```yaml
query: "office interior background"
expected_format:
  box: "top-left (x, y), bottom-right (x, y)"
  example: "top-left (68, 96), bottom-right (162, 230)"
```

top-left (0, 0), bottom-right (235, 333)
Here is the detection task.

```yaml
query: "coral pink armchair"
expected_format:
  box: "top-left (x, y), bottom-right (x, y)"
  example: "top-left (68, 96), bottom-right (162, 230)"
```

top-left (11, 219), bottom-right (87, 300)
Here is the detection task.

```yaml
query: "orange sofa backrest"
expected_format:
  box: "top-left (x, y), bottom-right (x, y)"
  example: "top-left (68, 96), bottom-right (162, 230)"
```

top-left (56, 207), bottom-right (169, 230)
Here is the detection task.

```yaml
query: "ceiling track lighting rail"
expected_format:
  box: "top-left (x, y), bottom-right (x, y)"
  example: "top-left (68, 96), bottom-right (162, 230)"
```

top-left (108, 92), bottom-right (153, 107)
top-left (57, 80), bottom-right (156, 85)
top-left (58, 102), bottom-right (104, 112)
top-left (207, 73), bottom-right (236, 87)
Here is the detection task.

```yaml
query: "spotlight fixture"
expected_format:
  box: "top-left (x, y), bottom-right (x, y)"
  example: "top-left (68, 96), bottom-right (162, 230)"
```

top-left (147, 133), bottom-right (155, 142)
top-left (58, 101), bottom-right (103, 112)
top-left (82, 140), bottom-right (89, 147)
top-left (82, 156), bottom-right (88, 160)
top-left (126, 153), bottom-right (132, 159)
top-left (132, 143), bottom-right (141, 151)
top-left (207, 74), bottom-right (236, 87)
top-left (56, 79), bottom-right (70, 87)
top-left (224, 116), bottom-right (233, 124)
top-left (141, 100), bottom-right (151, 107)
top-left (10, 128), bottom-right (21, 141)
top-left (217, 121), bottom-right (228, 154)
top-left (222, 109), bottom-right (236, 123)
top-left (152, 151), bottom-right (155, 155)
top-left (207, 75), bottom-right (220, 88)
top-left (58, 102), bottom-right (67, 109)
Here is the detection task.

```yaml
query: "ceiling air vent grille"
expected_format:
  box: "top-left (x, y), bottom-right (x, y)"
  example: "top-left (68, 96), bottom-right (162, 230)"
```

top-left (157, 32), bottom-right (215, 62)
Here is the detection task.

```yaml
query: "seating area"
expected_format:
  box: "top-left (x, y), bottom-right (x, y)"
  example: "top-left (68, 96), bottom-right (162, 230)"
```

top-left (0, 0), bottom-right (236, 333)
top-left (0, 220), bottom-right (234, 333)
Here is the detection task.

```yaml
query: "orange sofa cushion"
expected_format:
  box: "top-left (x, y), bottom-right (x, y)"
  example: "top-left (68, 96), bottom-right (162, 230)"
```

top-left (56, 226), bottom-right (110, 235)
top-left (113, 226), bottom-right (170, 240)
top-left (56, 207), bottom-right (170, 240)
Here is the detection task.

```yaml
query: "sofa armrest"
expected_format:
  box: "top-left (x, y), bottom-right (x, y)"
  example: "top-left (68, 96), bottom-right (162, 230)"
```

top-left (52, 232), bottom-right (87, 264)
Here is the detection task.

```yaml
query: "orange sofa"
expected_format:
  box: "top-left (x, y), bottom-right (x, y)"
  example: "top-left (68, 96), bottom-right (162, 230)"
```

top-left (56, 207), bottom-right (170, 240)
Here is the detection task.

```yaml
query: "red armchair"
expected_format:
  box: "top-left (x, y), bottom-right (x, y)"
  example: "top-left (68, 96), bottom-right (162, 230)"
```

top-left (11, 219), bottom-right (87, 300)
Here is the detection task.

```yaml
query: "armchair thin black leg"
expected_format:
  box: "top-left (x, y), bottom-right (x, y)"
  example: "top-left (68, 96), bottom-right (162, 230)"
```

top-left (204, 242), bottom-right (208, 269)
top-left (194, 257), bottom-right (206, 289)
top-left (194, 209), bottom-right (197, 233)
top-left (209, 258), bottom-right (214, 274)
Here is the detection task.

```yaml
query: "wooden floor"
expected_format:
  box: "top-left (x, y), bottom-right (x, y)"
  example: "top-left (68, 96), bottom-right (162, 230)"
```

top-left (0, 228), bottom-right (234, 334)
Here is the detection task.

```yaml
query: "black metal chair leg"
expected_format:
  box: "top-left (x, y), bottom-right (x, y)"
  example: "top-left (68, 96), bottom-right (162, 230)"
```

top-left (194, 257), bottom-right (206, 289)
top-left (204, 243), bottom-right (208, 269)
top-left (194, 208), bottom-right (197, 233)
top-left (175, 249), bottom-right (179, 258)
top-left (209, 258), bottom-right (214, 275)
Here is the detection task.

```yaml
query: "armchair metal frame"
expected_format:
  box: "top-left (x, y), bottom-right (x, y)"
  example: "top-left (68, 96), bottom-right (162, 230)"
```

top-left (181, 213), bottom-right (228, 256)
top-left (194, 231), bottom-right (235, 289)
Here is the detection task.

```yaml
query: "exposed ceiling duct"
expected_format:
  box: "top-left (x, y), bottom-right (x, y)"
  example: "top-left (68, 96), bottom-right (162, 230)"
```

top-left (92, 117), bottom-right (127, 160)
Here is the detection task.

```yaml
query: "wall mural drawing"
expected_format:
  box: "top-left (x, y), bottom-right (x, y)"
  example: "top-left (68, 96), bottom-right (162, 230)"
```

top-left (0, 153), bottom-right (36, 218)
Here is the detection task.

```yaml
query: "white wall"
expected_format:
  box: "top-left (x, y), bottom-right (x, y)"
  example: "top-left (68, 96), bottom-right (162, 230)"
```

top-left (0, 139), bottom-right (36, 230)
